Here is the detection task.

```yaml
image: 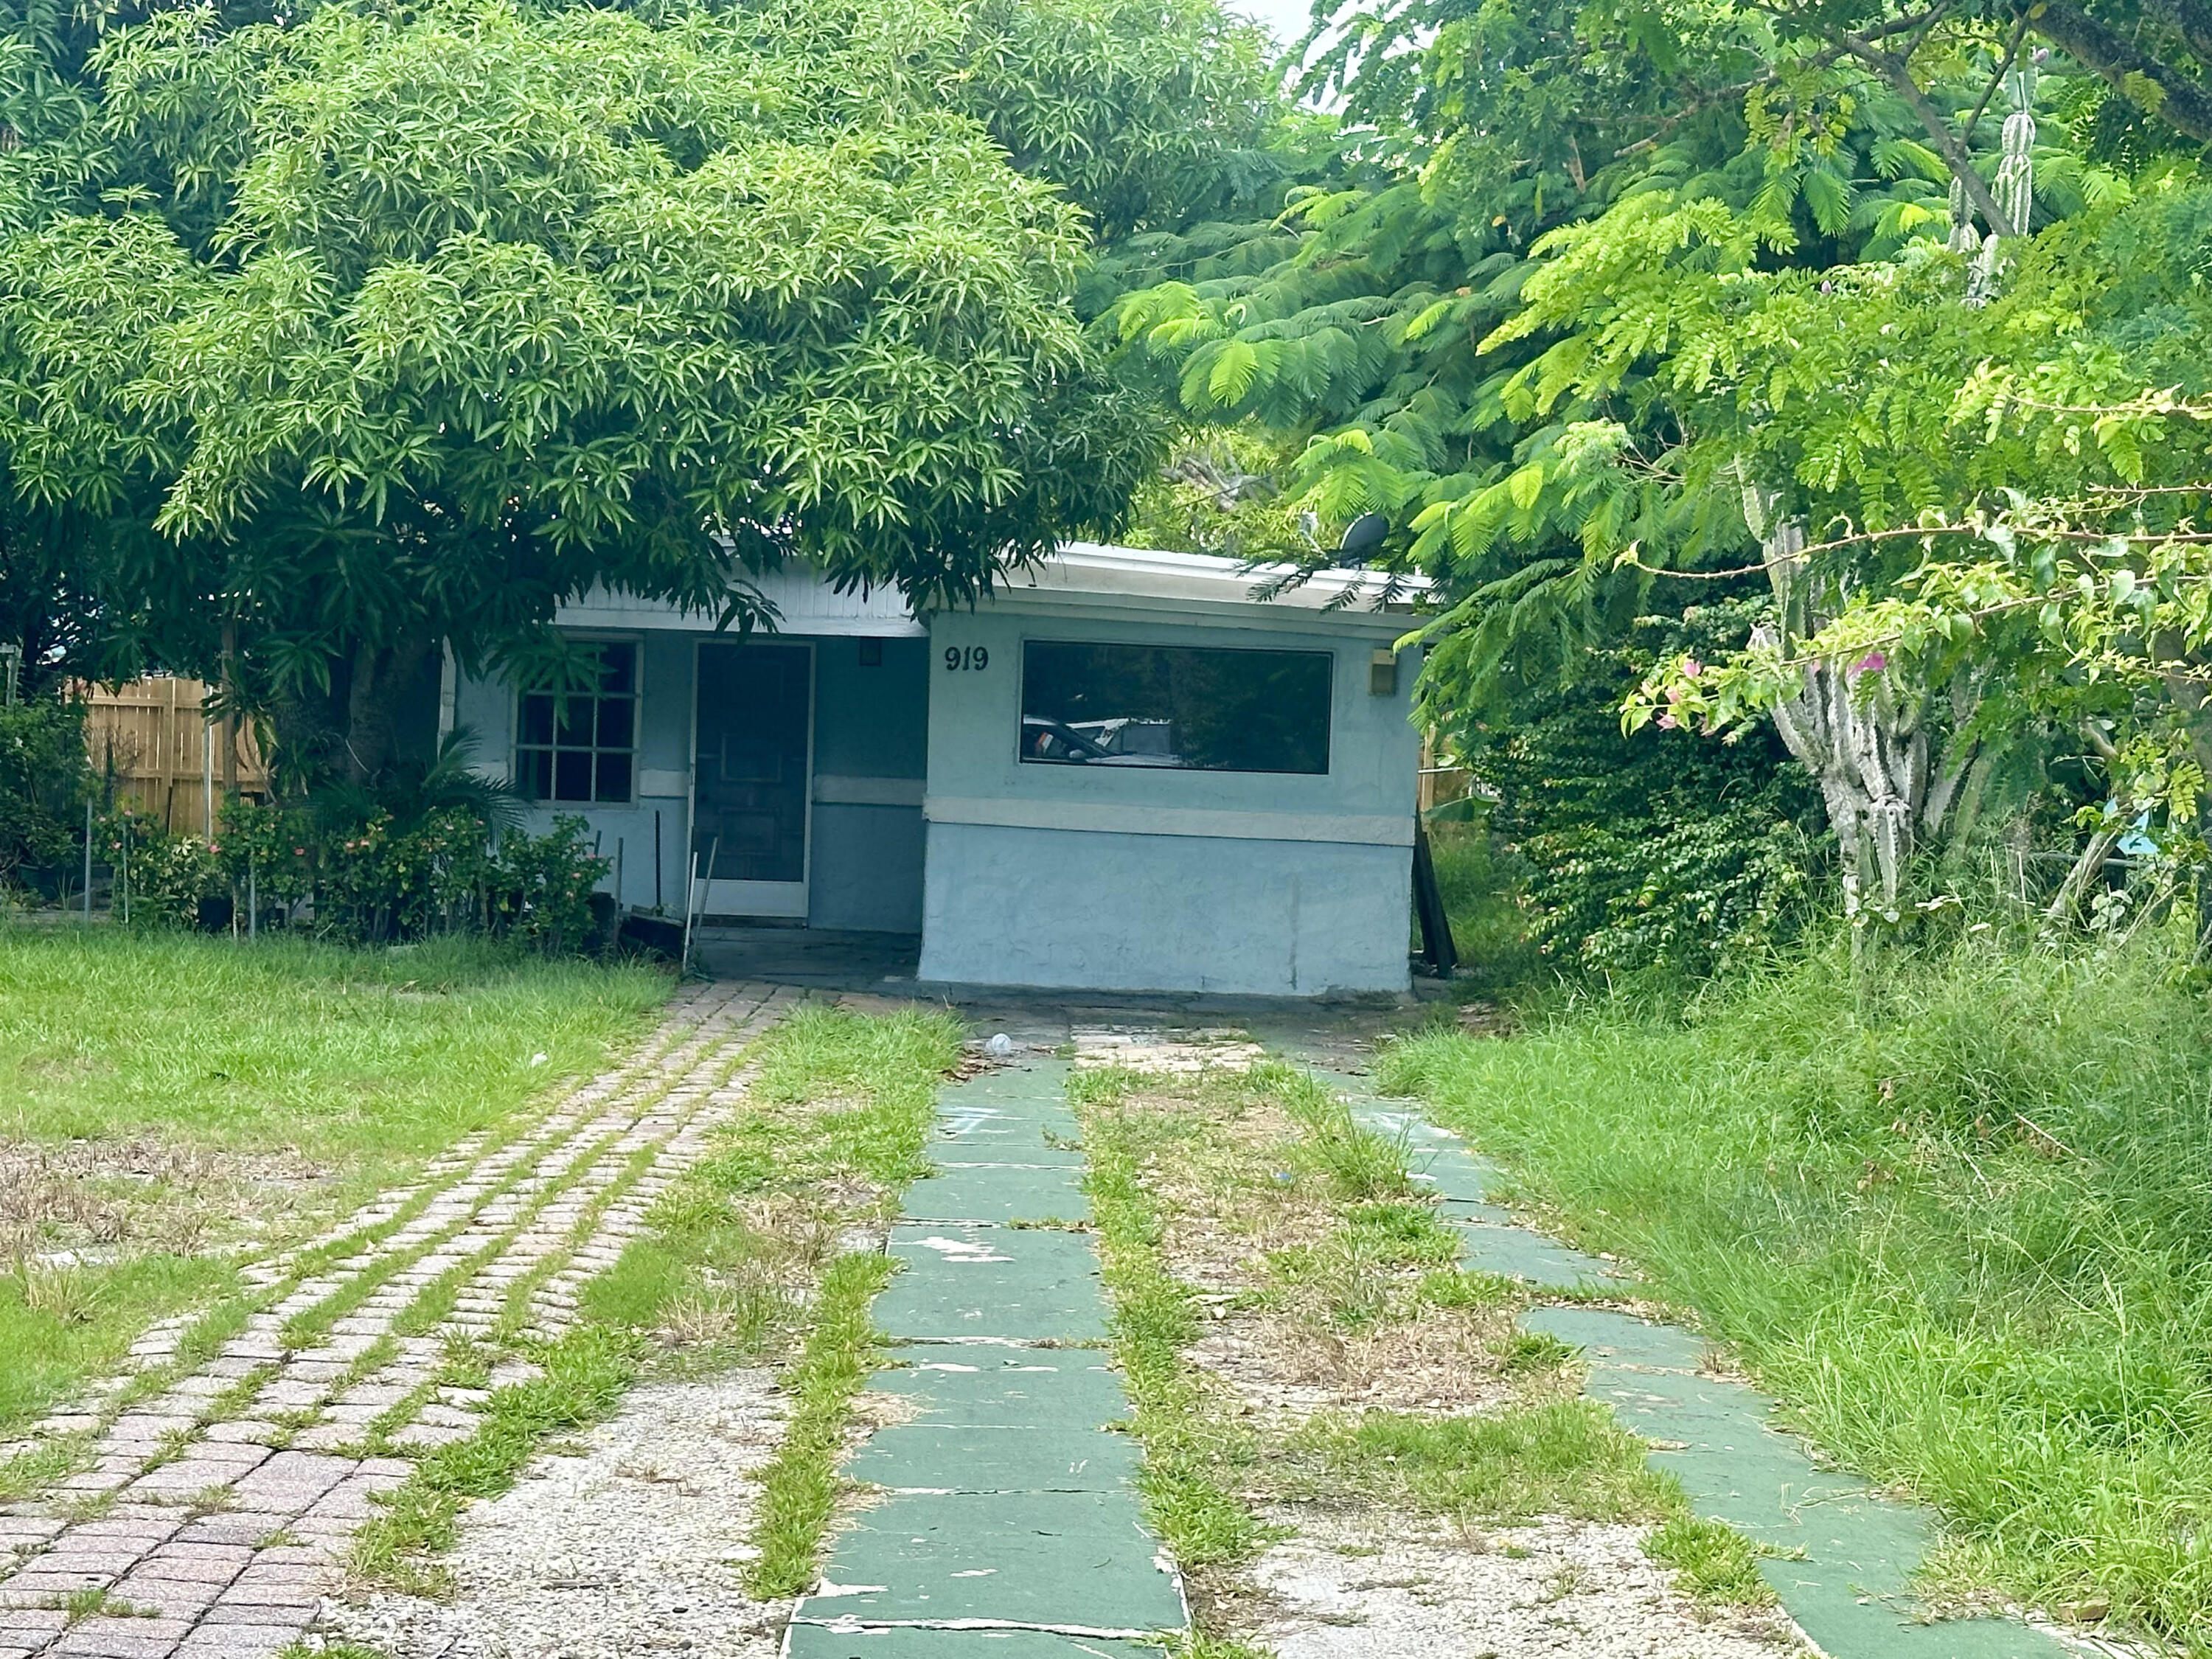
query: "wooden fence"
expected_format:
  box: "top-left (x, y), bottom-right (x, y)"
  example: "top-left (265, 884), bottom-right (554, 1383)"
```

top-left (78, 678), bottom-right (268, 838)
top-left (1417, 734), bottom-right (1475, 815)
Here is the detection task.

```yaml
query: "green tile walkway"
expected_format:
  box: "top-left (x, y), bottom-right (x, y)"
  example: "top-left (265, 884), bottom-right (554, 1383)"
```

top-left (786, 1060), bottom-right (1183, 1659)
top-left (1328, 1074), bottom-right (2075, 1659)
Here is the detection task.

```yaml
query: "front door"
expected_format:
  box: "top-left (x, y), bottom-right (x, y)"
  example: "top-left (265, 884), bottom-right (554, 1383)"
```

top-left (692, 641), bottom-right (812, 919)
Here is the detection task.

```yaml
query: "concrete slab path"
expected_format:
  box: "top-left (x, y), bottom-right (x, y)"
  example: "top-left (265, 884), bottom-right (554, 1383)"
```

top-left (1327, 1074), bottom-right (2079, 1659)
top-left (787, 1060), bottom-right (1183, 1658)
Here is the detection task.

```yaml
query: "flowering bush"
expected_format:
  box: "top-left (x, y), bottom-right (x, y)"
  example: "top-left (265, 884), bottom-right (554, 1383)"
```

top-left (112, 799), bottom-right (611, 954)
top-left (97, 810), bottom-right (223, 928)
top-left (310, 807), bottom-right (496, 942)
top-left (486, 816), bottom-right (608, 955)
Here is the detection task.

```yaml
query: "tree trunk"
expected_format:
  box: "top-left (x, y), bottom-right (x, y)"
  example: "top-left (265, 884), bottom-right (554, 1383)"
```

top-left (342, 636), bottom-right (435, 787)
top-left (1741, 494), bottom-right (1975, 922)
top-left (2030, 1), bottom-right (2212, 145)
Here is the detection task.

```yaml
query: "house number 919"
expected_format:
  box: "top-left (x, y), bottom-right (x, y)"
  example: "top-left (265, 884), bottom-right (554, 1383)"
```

top-left (944, 647), bottom-right (990, 671)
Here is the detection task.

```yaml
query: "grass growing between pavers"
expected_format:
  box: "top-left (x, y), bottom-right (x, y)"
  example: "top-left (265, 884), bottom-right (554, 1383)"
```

top-left (1380, 931), bottom-right (2212, 1651)
top-left (348, 1324), bottom-right (641, 1595)
top-left (1, 927), bottom-right (669, 1437)
top-left (346, 1002), bottom-right (962, 1598)
top-left (1074, 1068), bottom-right (1275, 1573)
top-left (743, 1250), bottom-right (894, 1596)
top-left (1070, 1060), bottom-right (1775, 1642)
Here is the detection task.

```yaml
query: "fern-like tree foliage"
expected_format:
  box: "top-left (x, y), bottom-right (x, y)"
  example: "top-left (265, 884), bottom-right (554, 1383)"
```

top-left (1108, 0), bottom-right (2212, 936)
top-left (0, 0), bottom-right (1279, 782)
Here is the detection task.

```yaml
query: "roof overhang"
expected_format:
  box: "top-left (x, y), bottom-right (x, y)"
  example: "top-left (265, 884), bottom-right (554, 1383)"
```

top-left (966, 543), bottom-right (1425, 641)
top-left (555, 542), bottom-right (1428, 641)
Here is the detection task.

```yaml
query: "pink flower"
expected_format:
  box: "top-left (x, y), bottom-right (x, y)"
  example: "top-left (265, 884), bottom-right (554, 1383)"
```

top-left (1656, 712), bottom-right (1680, 731)
top-left (1854, 650), bottom-right (1887, 674)
top-left (1682, 658), bottom-right (1703, 677)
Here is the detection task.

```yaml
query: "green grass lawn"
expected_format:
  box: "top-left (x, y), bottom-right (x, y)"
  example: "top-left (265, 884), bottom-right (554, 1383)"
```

top-left (1381, 925), bottom-right (2212, 1652)
top-left (0, 925), bottom-right (669, 1437)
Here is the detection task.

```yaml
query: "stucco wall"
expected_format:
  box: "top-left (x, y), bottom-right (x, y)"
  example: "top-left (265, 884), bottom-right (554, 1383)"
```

top-left (919, 822), bottom-right (1411, 995)
top-left (916, 605), bottom-right (1419, 995)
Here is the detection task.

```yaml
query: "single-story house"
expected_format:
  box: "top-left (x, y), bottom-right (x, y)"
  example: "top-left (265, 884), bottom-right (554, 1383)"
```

top-left (442, 543), bottom-right (1425, 997)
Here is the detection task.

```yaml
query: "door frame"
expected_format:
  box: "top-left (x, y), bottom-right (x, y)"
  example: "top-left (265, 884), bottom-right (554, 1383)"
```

top-left (686, 637), bottom-right (815, 921)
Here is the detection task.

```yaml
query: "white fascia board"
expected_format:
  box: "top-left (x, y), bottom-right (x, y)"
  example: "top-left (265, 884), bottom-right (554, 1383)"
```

top-left (965, 585), bottom-right (1419, 640)
top-left (552, 542), bottom-right (1425, 639)
top-left (554, 582), bottom-right (925, 638)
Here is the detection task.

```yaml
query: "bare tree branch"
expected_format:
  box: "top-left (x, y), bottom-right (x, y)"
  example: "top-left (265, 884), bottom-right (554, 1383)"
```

top-left (2029, 0), bottom-right (2212, 145)
top-left (1840, 19), bottom-right (2022, 237)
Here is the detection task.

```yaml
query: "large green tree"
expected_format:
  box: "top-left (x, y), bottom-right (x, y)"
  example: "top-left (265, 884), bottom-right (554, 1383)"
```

top-left (1107, 0), bottom-right (2212, 940)
top-left (0, 0), bottom-right (1275, 779)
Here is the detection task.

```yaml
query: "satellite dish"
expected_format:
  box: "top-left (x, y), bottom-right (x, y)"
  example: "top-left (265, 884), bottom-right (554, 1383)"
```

top-left (1338, 512), bottom-right (1388, 566)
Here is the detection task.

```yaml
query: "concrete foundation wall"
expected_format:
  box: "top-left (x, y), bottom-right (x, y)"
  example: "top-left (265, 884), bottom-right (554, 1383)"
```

top-left (917, 822), bottom-right (1412, 995)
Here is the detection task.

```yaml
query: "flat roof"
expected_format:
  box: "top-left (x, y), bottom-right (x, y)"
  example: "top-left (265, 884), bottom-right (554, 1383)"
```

top-left (978, 543), bottom-right (1422, 636)
top-left (555, 540), bottom-right (1425, 639)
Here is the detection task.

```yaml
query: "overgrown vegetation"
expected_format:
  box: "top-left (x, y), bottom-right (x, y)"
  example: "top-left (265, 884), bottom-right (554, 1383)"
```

top-left (1071, 1060), bottom-right (1762, 1643)
top-left (348, 1002), bottom-right (961, 1597)
top-left (0, 696), bottom-right (87, 893)
top-left (0, 925), bottom-right (665, 1435)
top-left (1383, 917), bottom-right (2212, 1650)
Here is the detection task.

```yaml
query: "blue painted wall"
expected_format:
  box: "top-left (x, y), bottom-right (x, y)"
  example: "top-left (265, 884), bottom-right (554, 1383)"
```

top-left (922, 824), bottom-right (1411, 995)
top-left (916, 605), bottom-right (1419, 995)
top-left (454, 630), bottom-right (927, 929)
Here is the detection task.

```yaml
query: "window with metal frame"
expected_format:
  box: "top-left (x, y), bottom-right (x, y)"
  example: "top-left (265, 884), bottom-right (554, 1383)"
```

top-left (1019, 639), bottom-right (1332, 775)
top-left (515, 641), bottom-right (637, 804)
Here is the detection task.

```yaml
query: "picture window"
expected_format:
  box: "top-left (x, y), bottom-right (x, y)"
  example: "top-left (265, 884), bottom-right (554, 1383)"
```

top-left (1019, 640), bottom-right (1331, 774)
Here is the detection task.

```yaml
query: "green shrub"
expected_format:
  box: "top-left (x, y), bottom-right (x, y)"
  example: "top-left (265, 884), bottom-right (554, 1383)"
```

top-left (112, 818), bottom-right (223, 928)
top-left (485, 815), bottom-right (608, 955)
top-left (0, 698), bottom-right (88, 888)
top-left (1453, 602), bottom-right (1826, 981)
top-left (107, 799), bottom-right (608, 953)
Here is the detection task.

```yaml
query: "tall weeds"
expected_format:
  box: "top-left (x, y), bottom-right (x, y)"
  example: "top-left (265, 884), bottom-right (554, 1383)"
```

top-left (1382, 924), bottom-right (2212, 1649)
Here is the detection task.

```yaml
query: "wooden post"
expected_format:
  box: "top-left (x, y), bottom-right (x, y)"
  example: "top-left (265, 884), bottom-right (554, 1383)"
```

top-left (220, 618), bottom-right (239, 801)
top-left (1412, 819), bottom-right (1458, 978)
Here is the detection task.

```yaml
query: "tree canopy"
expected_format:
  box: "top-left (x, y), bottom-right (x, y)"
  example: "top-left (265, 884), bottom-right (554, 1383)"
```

top-left (1108, 0), bottom-right (2212, 947)
top-left (0, 0), bottom-right (1277, 775)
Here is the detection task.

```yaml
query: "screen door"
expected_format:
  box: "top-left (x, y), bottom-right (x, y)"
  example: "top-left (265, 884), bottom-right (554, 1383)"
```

top-left (692, 641), bottom-right (812, 918)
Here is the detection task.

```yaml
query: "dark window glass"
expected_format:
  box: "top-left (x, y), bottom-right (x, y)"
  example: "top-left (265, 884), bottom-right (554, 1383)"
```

top-left (520, 749), bottom-right (552, 799)
top-left (554, 750), bottom-right (592, 801)
top-left (1020, 641), bottom-right (1332, 775)
top-left (516, 641), bottom-right (638, 804)
top-left (597, 698), bottom-right (633, 750)
top-left (595, 752), bottom-right (632, 802)
top-left (520, 694), bottom-right (554, 745)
